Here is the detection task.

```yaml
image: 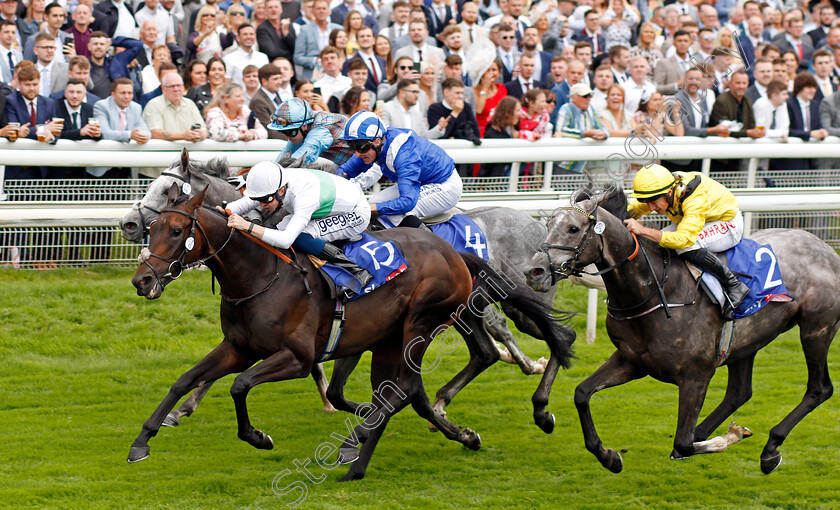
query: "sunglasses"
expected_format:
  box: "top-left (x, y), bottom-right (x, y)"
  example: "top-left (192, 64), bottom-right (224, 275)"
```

top-left (230, 11), bottom-right (246, 16)
top-left (278, 128), bottom-right (299, 138)
top-left (398, 65), bottom-right (413, 70)
top-left (501, 35), bottom-right (516, 40)
top-left (346, 139), bottom-right (375, 152)
top-left (254, 193), bottom-right (277, 204)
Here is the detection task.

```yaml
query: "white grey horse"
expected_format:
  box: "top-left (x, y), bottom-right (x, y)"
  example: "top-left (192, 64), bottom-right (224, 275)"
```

top-left (120, 150), bottom-right (569, 428)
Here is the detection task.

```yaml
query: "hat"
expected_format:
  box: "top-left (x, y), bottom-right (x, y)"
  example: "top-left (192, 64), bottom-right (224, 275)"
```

top-left (569, 83), bottom-right (593, 97)
top-left (465, 38), bottom-right (499, 88)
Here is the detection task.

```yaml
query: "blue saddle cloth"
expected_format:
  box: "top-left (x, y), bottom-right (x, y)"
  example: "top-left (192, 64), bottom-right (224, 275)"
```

top-left (428, 214), bottom-right (490, 261)
top-left (699, 238), bottom-right (793, 319)
top-left (320, 233), bottom-right (408, 301)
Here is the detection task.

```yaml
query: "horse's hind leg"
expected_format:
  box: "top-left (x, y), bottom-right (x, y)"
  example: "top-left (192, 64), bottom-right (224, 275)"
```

top-left (312, 362), bottom-right (337, 412)
top-left (325, 353), bottom-right (363, 413)
top-left (128, 341), bottom-right (251, 463)
top-left (412, 376), bottom-right (482, 450)
top-left (163, 382), bottom-right (214, 427)
top-left (691, 357), bottom-right (756, 442)
top-left (486, 307), bottom-right (547, 375)
top-left (760, 324), bottom-right (836, 474)
top-left (575, 351), bottom-right (645, 473)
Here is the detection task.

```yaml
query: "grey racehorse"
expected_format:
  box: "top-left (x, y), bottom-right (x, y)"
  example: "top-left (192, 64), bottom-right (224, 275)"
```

top-left (524, 188), bottom-right (840, 474)
top-left (120, 150), bottom-right (569, 431)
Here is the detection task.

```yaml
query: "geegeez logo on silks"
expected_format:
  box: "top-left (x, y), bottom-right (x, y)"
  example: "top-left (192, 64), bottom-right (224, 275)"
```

top-left (317, 212), bottom-right (365, 233)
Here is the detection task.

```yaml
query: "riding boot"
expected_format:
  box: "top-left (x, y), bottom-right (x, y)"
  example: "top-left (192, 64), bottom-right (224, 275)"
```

top-left (680, 248), bottom-right (751, 313)
top-left (398, 214), bottom-right (432, 232)
top-left (319, 242), bottom-right (373, 295)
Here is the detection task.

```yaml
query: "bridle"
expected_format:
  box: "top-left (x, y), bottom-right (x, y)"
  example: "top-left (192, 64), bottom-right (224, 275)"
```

top-left (133, 171), bottom-right (195, 235)
top-left (142, 205), bottom-right (233, 291)
top-left (538, 205), bottom-right (639, 286)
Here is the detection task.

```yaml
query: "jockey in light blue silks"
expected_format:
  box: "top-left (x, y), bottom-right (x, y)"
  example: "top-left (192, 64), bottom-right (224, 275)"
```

top-left (268, 97), bottom-right (356, 166)
top-left (336, 111), bottom-right (463, 229)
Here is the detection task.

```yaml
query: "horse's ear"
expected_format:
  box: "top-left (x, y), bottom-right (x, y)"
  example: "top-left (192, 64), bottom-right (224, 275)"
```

top-left (180, 147), bottom-right (190, 175)
top-left (291, 153), bottom-right (307, 168)
top-left (166, 182), bottom-right (181, 204)
top-left (186, 185), bottom-right (209, 210)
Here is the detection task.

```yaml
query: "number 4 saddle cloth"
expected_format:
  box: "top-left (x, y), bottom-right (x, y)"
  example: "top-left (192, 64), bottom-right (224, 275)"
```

top-left (689, 238), bottom-right (793, 319)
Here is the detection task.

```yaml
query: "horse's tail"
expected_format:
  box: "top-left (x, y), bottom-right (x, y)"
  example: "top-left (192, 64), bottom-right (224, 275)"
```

top-left (458, 253), bottom-right (576, 368)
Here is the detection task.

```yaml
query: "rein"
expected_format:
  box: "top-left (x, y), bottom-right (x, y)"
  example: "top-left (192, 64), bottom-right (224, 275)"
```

top-left (223, 230), bottom-right (313, 301)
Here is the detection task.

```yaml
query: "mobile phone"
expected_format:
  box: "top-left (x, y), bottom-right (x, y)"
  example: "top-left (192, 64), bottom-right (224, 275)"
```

top-left (313, 87), bottom-right (322, 96)
top-left (191, 123), bottom-right (201, 131)
top-left (412, 62), bottom-right (421, 73)
top-left (247, 111), bottom-right (256, 129)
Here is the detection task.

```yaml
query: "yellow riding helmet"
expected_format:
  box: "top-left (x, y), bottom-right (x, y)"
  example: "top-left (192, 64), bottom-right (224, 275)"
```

top-left (630, 164), bottom-right (676, 199)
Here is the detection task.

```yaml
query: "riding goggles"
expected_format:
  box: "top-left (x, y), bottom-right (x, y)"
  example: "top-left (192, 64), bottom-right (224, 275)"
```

top-left (346, 139), bottom-right (375, 152)
top-left (254, 192), bottom-right (277, 204)
top-left (277, 128), bottom-right (300, 139)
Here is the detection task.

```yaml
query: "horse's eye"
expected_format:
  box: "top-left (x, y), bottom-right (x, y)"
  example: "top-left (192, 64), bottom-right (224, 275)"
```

top-left (569, 225), bottom-right (580, 234)
top-left (172, 227), bottom-right (182, 237)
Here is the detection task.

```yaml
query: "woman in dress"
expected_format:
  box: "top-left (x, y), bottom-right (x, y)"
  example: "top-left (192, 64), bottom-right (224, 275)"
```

top-left (329, 29), bottom-right (349, 69)
top-left (187, 56), bottom-right (228, 115)
top-left (188, 5), bottom-right (234, 62)
top-left (602, 0), bottom-right (641, 52)
top-left (343, 10), bottom-right (364, 56)
top-left (375, 35), bottom-right (394, 80)
top-left (472, 59), bottom-right (507, 137)
top-left (629, 22), bottom-right (663, 80)
top-left (205, 82), bottom-right (268, 142)
top-left (598, 84), bottom-right (637, 137)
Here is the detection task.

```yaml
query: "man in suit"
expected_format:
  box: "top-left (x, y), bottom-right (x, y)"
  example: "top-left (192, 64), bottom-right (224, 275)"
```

top-left (379, 0), bottom-right (410, 42)
top-left (504, 52), bottom-right (546, 100)
top-left (771, 12), bottom-right (813, 71)
top-left (710, 69), bottom-right (764, 171)
top-left (31, 33), bottom-right (68, 96)
top-left (669, 0), bottom-right (698, 22)
top-left (50, 56), bottom-right (100, 104)
top-left (258, 0), bottom-right (296, 61)
top-left (738, 15), bottom-right (765, 68)
top-left (395, 19), bottom-right (445, 70)
top-left (818, 90), bottom-right (840, 169)
top-left (607, 45), bottom-right (630, 86)
top-left (331, 0), bottom-right (379, 33)
top-left (807, 5), bottom-right (834, 49)
top-left (811, 49), bottom-right (836, 106)
top-left (94, 77), bottom-right (151, 177)
top-left (495, 23), bottom-right (521, 83)
top-left (521, 26), bottom-right (553, 83)
top-left (654, 30), bottom-right (692, 95)
top-left (745, 58), bottom-right (773, 102)
top-left (92, 0), bottom-right (138, 39)
top-left (343, 26), bottom-right (386, 93)
top-left (0, 20), bottom-right (22, 83)
top-left (294, 0), bottom-right (342, 79)
top-left (86, 31), bottom-right (144, 101)
top-left (23, 2), bottom-right (74, 64)
top-left (457, 1), bottom-right (487, 51)
top-left (550, 58), bottom-right (585, 122)
top-left (427, 77), bottom-right (480, 176)
top-left (382, 78), bottom-right (443, 138)
top-left (249, 63), bottom-right (286, 140)
top-left (571, 9), bottom-right (604, 56)
top-left (0, 0), bottom-right (34, 48)
top-left (483, 0), bottom-right (531, 39)
top-left (778, 72), bottom-right (828, 171)
top-left (425, 0), bottom-right (456, 41)
top-left (5, 65), bottom-right (61, 179)
top-left (54, 79), bottom-right (102, 179)
top-left (390, 9), bottom-right (437, 55)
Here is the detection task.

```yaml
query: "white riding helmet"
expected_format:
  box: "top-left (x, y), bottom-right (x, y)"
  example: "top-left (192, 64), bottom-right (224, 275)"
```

top-left (244, 161), bottom-right (285, 199)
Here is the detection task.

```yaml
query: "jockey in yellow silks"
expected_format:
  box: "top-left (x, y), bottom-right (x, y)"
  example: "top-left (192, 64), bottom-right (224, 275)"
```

top-left (623, 164), bottom-right (751, 313)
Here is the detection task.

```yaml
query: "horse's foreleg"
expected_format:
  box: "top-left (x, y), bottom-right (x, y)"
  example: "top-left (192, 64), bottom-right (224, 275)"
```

top-left (162, 382), bottom-right (214, 427)
top-left (230, 349), bottom-right (311, 450)
top-left (671, 373), bottom-right (713, 460)
top-left (325, 353), bottom-right (363, 413)
top-left (431, 314), bottom-right (499, 421)
top-left (311, 363), bottom-right (336, 412)
top-left (128, 341), bottom-right (251, 463)
top-left (485, 309), bottom-right (546, 375)
top-left (692, 357), bottom-right (756, 441)
top-left (760, 326), bottom-right (835, 474)
top-left (574, 351), bottom-right (645, 473)
top-left (532, 355), bottom-right (560, 434)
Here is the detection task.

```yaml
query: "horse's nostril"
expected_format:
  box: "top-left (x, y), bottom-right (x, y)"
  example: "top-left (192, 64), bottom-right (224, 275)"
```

top-left (531, 268), bottom-right (545, 277)
top-left (125, 222), bottom-right (138, 231)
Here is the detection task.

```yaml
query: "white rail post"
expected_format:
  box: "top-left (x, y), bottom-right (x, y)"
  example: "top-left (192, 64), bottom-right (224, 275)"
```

top-left (701, 158), bottom-right (711, 176)
top-left (743, 158), bottom-right (759, 237)
top-left (541, 161), bottom-right (554, 191)
top-left (586, 288), bottom-right (598, 344)
top-left (508, 162), bottom-right (521, 193)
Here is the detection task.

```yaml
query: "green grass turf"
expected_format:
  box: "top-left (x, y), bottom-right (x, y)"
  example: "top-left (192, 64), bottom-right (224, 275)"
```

top-left (1, 267), bottom-right (839, 509)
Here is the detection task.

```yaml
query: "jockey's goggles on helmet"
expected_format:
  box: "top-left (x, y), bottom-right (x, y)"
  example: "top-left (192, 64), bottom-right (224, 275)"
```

top-left (637, 193), bottom-right (666, 204)
top-left (274, 126), bottom-right (300, 139)
top-left (254, 192), bottom-right (277, 204)
top-left (347, 139), bottom-right (375, 152)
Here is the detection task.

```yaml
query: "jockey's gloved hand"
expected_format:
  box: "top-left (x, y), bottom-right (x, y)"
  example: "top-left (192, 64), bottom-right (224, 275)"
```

top-left (227, 175), bottom-right (246, 190)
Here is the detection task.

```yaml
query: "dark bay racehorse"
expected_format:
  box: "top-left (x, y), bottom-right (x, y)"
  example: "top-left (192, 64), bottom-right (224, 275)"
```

top-left (524, 189), bottom-right (840, 474)
top-left (129, 184), bottom-right (574, 481)
top-left (120, 151), bottom-right (571, 432)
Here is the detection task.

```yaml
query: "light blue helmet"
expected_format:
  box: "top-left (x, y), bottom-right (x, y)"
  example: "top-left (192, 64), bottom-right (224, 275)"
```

top-left (341, 111), bottom-right (386, 142)
top-left (268, 97), bottom-right (315, 131)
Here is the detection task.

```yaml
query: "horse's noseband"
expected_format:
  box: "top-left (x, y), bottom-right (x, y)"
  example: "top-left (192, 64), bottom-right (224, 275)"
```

top-left (539, 206), bottom-right (601, 285)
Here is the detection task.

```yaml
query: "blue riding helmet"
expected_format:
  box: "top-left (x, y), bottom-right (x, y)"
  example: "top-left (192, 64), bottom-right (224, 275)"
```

top-left (268, 97), bottom-right (315, 131)
top-left (340, 111), bottom-right (386, 142)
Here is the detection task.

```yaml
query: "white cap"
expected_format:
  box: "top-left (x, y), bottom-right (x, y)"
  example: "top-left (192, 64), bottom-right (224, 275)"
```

top-left (569, 83), bottom-right (593, 97)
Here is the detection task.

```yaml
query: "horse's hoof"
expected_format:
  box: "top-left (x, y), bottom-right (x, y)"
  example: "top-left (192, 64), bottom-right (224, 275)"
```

top-left (338, 469), bottom-right (365, 482)
top-left (761, 451), bottom-right (782, 474)
top-left (532, 357), bottom-right (548, 375)
top-left (602, 448), bottom-right (623, 473)
top-left (251, 430), bottom-right (274, 450)
top-left (337, 447), bottom-right (360, 465)
top-left (535, 412), bottom-right (555, 434)
top-left (670, 448), bottom-right (689, 460)
top-left (460, 428), bottom-right (482, 450)
top-left (162, 413), bottom-right (180, 428)
top-left (428, 421), bottom-right (439, 433)
top-left (322, 404), bottom-right (337, 413)
top-left (127, 446), bottom-right (150, 463)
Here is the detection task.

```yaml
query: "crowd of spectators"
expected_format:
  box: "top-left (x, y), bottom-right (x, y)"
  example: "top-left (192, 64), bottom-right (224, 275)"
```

top-left (1, 0), bottom-right (840, 182)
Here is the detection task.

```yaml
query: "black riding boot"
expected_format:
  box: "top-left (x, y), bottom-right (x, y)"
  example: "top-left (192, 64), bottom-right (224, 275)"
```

top-left (398, 214), bottom-right (432, 232)
top-left (680, 248), bottom-right (751, 313)
top-left (319, 243), bottom-right (374, 294)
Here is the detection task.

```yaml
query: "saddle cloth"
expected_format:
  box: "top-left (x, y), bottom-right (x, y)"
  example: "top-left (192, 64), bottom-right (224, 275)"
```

top-left (318, 232), bottom-right (408, 301)
top-left (427, 214), bottom-right (490, 262)
top-left (688, 238), bottom-right (793, 319)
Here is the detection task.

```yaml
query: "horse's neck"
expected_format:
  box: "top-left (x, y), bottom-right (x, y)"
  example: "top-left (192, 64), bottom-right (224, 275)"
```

top-left (596, 215), bottom-right (665, 305)
top-left (197, 174), bottom-right (242, 206)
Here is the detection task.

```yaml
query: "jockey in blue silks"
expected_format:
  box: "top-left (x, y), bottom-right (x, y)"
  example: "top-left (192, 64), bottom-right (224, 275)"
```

top-left (336, 111), bottom-right (463, 229)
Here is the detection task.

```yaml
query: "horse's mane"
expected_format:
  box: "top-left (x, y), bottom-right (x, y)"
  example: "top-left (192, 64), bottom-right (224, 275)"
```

top-left (571, 185), bottom-right (629, 222)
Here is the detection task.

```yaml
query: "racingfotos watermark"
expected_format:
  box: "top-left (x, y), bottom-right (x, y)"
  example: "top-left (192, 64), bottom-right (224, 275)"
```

top-left (602, 34), bottom-right (752, 183)
top-left (264, 255), bottom-right (521, 509)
